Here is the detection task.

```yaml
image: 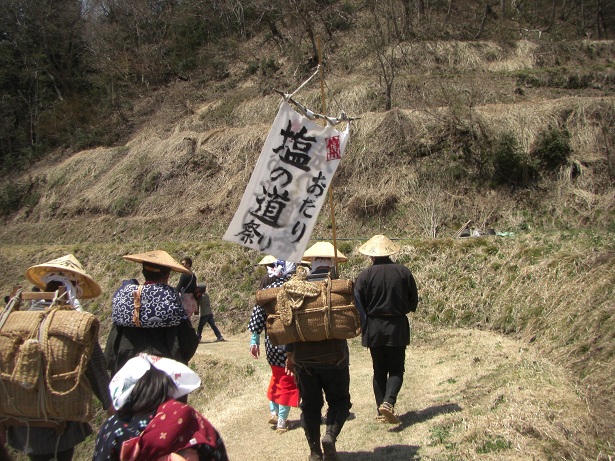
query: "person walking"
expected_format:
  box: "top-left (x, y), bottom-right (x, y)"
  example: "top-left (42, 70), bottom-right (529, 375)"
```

top-left (4, 255), bottom-right (113, 461)
top-left (285, 241), bottom-right (351, 461)
top-left (257, 254), bottom-right (280, 289)
top-left (105, 250), bottom-right (199, 375)
top-left (354, 234), bottom-right (418, 424)
top-left (196, 283), bottom-right (225, 342)
top-left (249, 259), bottom-right (299, 434)
top-left (176, 256), bottom-right (198, 319)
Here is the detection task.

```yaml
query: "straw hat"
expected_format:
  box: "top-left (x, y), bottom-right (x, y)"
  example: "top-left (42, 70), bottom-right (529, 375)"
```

top-left (258, 254), bottom-right (277, 265)
top-left (123, 250), bottom-right (191, 274)
top-left (302, 242), bottom-right (348, 262)
top-left (25, 254), bottom-right (102, 299)
top-left (358, 234), bottom-right (401, 257)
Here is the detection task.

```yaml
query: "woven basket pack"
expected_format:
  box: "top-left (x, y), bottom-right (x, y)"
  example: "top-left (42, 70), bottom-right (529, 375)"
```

top-left (258, 275), bottom-right (361, 346)
top-left (0, 304), bottom-right (99, 423)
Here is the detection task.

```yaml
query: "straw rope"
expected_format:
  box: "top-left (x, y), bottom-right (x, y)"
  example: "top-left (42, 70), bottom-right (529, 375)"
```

top-left (133, 285), bottom-right (144, 327)
top-left (276, 274), bottom-right (321, 327)
top-left (263, 272), bottom-right (360, 346)
top-left (42, 306), bottom-right (89, 397)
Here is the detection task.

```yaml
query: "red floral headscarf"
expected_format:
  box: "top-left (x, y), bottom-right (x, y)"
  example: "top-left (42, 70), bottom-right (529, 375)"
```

top-left (120, 400), bottom-right (222, 461)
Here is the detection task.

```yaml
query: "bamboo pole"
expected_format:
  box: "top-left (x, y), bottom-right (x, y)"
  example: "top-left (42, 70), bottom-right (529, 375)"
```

top-left (317, 36), bottom-right (340, 278)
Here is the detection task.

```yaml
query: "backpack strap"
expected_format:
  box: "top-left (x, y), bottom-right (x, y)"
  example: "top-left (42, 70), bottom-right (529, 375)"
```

top-left (0, 288), bottom-right (23, 331)
top-left (133, 285), bottom-right (144, 327)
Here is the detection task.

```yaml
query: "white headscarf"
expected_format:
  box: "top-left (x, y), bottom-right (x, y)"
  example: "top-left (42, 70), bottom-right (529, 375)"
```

top-left (267, 264), bottom-right (283, 278)
top-left (312, 258), bottom-right (334, 270)
top-left (268, 260), bottom-right (296, 278)
top-left (41, 272), bottom-right (83, 310)
top-left (109, 354), bottom-right (201, 410)
top-left (280, 260), bottom-right (296, 278)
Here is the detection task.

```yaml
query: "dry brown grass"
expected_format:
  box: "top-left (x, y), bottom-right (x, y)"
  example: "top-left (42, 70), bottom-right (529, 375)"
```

top-left (1, 27), bottom-right (615, 460)
top-left (6, 322), bottom-right (604, 461)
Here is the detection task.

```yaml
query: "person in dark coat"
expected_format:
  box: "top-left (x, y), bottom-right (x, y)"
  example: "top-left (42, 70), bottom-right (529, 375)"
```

top-left (286, 242), bottom-right (351, 461)
top-left (196, 283), bottom-right (225, 342)
top-left (354, 234), bottom-right (418, 424)
top-left (105, 250), bottom-right (199, 376)
top-left (176, 256), bottom-right (198, 318)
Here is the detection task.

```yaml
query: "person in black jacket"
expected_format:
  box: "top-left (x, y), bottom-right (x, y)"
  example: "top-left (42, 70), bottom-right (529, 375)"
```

top-left (286, 242), bottom-right (351, 461)
top-left (354, 235), bottom-right (418, 424)
top-left (105, 250), bottom-right (199, 376)
top-left (176, 256), bottom-right (198, 318)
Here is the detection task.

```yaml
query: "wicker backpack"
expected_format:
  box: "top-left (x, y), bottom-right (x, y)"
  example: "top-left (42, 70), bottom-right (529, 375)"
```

top-left (255, 272), bottom-right (361, 346)
top-left (0, 289), bottom-right (99, 427)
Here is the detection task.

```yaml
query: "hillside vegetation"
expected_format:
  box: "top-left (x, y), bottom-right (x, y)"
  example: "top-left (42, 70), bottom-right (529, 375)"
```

top-left (1, 1), bottom-right (614, 459)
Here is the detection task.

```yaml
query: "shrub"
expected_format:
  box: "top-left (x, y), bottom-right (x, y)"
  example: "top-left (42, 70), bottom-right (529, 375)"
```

top-left (245, 61), bottom-right (260, 76)
top-left (0, 182), bottom-right (27, 217)
top-left (347, 192), bottom-right (398, 219)
top-left (0, 178), bottom-right (40, 217)
top-left (109, 196), bottom-right (138, 217)
top-left (515, 70), bottom-right (543, 87)
top-left (476, 435), bottom-right (511, 453)
top-left (322, 2), bottom-right (356, 32)
top-left (259, 58), bottom-right (280, 77)
top-left (491, 132), bottom-right (536, 186)
top-left (531, 126), bottom-right (572, 171)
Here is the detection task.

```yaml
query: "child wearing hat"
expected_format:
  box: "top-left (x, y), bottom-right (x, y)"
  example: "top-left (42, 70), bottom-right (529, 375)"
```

top-left (93, 355), bottom-right (228, 461)
top-left (249, 258), bottom-right (299, 434)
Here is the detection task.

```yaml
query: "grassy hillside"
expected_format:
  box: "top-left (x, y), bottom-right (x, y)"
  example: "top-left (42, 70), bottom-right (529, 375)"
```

top-left (0, 2), bottom-right (614, 458)
top-left (1, 231), bottom-right (614, 459)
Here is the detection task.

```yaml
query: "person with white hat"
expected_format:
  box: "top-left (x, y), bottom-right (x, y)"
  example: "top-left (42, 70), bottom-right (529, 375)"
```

top-left (93, 354), bottom-right (228, 461)
top-left (23, 253), bottom-right (102, 311)
top-left (104, 250), bottom-right (199, 376)
top-left (249, 257), bottom-right (299, 434)
top-left (354, 235), bottom-right (418, 424)
top-left (257, 254), bottom-right (281, 289)
top-left (285, 241), bottom-right (351, 461)
top-left (5, 254), bottom-right (113, 461)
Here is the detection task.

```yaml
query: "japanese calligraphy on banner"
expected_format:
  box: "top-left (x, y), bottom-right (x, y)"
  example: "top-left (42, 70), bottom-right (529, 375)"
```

top-left (223, 101), bottom-right (350, 263)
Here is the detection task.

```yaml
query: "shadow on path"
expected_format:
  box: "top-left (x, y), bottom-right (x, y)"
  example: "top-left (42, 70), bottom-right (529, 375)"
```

top-left (389, 402), bottom-right (463, 433)
top-left (338, 444), bottom-right (420, 460)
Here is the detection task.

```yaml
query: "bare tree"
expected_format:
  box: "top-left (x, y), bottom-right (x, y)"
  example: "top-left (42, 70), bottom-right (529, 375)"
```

top-left (367, 2), bottom-right (407, 111)
top-left (407, 179), bottom-right (455, 239)
top-left (474, 1), bottom-right (495, 39)
top-left (401, 0), bottom-right (413, 38)
top-left (416, 0), bottom-right (425, 19)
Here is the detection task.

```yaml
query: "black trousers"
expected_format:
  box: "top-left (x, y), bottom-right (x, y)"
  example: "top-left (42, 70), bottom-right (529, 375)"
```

top-left (29, 448), bottom-right (74, 461)
top-left (369, 345), bottom-right (406, 410)
top-left (197, 314), bottom-right (222, 339)
top-left (295, 365), bottom-right (351, 436)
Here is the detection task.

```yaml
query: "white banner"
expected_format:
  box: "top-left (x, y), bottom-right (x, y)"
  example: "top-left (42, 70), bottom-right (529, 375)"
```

top-left (223, 101), bottom-right (350, 263)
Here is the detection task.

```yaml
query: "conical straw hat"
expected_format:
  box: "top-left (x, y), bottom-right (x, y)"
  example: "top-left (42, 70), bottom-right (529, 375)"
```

top-left (302, 242), bottom-right (348, 262)
top-left (257, 255), bottom-right (277, 265)
top-left (25, 254), bottom-right (102, 299)
top-left (358, 235), bottom-right (401, 257)
top-left (123, 250), bottom-right (190, 274)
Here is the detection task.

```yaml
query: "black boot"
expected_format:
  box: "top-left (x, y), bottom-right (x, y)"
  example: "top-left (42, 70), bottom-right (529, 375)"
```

top-left (322, 425), bottom-right (340, 461)
top-left (305, 427), bottom-right (322, 461)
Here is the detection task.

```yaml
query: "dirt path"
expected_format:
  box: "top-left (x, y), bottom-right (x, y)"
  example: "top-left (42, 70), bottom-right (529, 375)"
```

top-left (190, 323), bottom-right (592, 461)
